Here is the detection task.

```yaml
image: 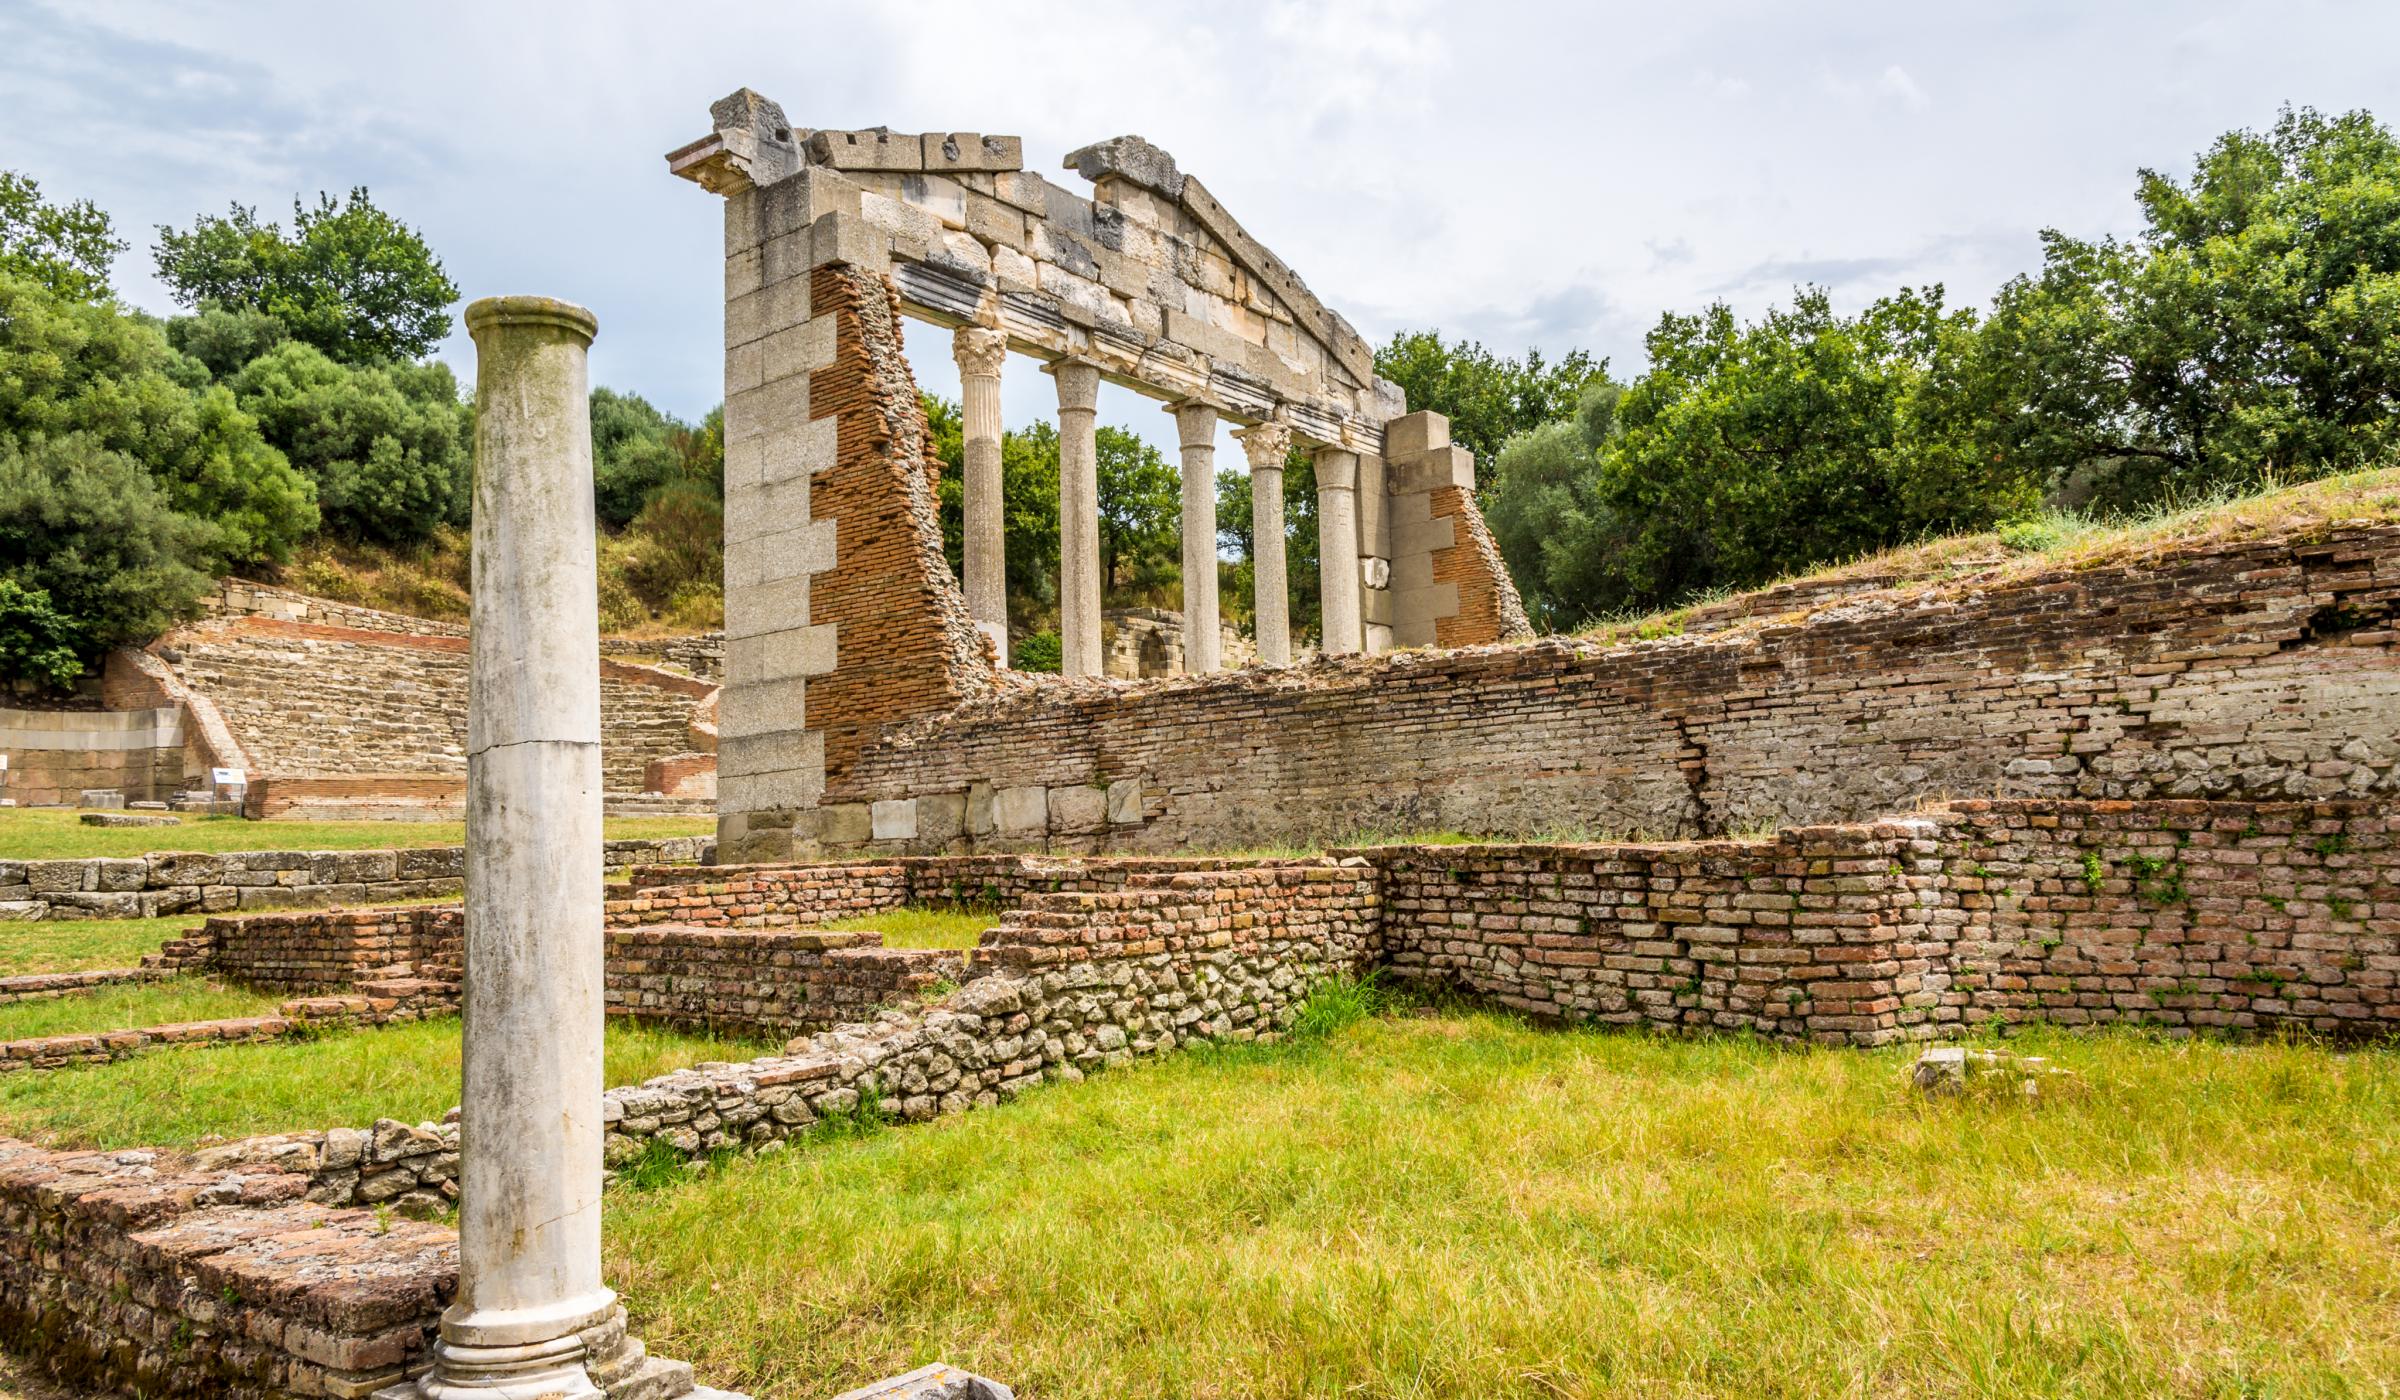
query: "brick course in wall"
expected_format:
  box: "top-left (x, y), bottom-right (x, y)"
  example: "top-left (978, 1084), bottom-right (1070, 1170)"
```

top-left (821, 524), bottom-right (2400, 854)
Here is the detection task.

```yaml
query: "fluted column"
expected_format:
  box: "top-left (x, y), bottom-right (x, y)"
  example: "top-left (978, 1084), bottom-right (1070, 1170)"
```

top-left (448, 296), bottom-right (612, 1398)
top-left (1235, 416), bottom-right (1292, 666)
top-left (1169, 398), bottom-right (1221, 673)
top-left (1314, 447), bottom-right (1362, 656)
top-left (1049, 359), bottom-right (1103, 677)
top-left (952, 327), bottom-right (1009, 667)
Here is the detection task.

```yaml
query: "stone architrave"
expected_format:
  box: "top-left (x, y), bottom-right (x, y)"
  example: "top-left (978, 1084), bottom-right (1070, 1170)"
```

top-left (1234, 416), bottom-right (1292, 665)
top-left (1169, 399), bottom-right (1222, 673)
top-left (1050, 360), bottom-right (1104, 677)
top-left (1314, 448), bottom-right (1362, 655)
top-left (953, 327), bottom-right (1010, 667)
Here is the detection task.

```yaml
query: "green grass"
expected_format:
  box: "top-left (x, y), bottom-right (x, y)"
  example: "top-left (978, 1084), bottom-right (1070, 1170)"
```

top-left (0, 809), bottom-right (711, 861)
top-left (602, 1011), bottom-right (2400, 1399)
top-left (0, 914), bottom-right (201, 975)
top-left (818, 906), bottom-right (1000, 951)
top-left (0, 977), bottom-right (280, 1041)
top-left (0, 1016), bottom-right (773, 1149)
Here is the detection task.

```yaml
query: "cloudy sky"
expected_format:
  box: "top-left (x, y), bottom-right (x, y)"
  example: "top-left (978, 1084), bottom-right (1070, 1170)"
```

top-left (6, 0), bottom-right (2397, 453)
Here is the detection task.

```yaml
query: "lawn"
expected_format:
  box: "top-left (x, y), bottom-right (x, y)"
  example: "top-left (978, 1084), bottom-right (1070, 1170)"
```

top-left (602, 1009), bottom-right (2400, 1399)
top-left (0, 809), bottom-right (712, 861)
top-left (0, 977), bottom-right (280, 1041)
top-left (0, 1016), bottom-right (773, 1149)
top-left (0, 915), bottom-right (200, 975)
top-left (819, 905), bottom-right (1000, 951)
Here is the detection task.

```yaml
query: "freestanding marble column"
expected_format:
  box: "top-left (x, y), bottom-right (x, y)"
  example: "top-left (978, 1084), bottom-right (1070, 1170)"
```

top-left (444, 296), bottom-right (615, 1398)
top-left (1235, 417), bottom-right (1293, 665)
top-left (1050, 359), bottom-right (1103, 677)
top-left (1170, 398), bottom-right (1221, 673)
top-left (953, 327), bottom-right (1009, 667)
top-left (1314, 447), bottom-right (1362, 656)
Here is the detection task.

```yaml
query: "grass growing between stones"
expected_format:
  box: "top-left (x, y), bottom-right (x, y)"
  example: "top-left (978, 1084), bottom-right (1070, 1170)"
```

top-left (0, 1016), bottom-right (773, 1150)
top-left (818, 906), bottom-right (1000, 951)
top-left (0, 977), bottom-right (280, 1041)
top-left (0, 810), bottom-right (712, 861)
top-left (604, 1010), bottom-right (2400, 1399)
top-left (0, 915), bottom-right (197, 975)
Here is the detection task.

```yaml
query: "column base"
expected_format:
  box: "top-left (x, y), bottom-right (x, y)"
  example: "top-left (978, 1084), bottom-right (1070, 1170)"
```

top-left (377, 1304), bottom-right (700, 1400)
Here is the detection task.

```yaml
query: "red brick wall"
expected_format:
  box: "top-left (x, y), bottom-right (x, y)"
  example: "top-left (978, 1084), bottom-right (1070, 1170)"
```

top-left (826, 524), bottom-right (2400, 852)
top-left (801, 266), bottom-right (992, 782)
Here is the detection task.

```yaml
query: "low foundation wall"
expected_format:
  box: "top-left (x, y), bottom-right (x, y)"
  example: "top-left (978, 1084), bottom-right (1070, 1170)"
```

top-left (607, 927), bottom-right (962, 1038)
top-left (150, 906), bottom-right (462, 991)
top-left (0, 835), bottom-right (712, 922)
top-left (0, 967), bottom-right (172, 1006)
top-left (0, 985), bottom-right (454, 1076)
top-left (0, 1138), bottom-right (452, 1397)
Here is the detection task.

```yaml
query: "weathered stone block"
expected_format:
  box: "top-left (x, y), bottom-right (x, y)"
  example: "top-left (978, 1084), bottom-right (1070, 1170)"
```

top-left (1106, 778), bottom-right (1145, 826)
top-left (993, 786), bottom-right (1046, 836)
top-left (870, 799), bottom-right (919, 842)
top-left (1382, 410), bottom-right (1449, 460)
top-left (1050, 785), bottom-right (1107, 833)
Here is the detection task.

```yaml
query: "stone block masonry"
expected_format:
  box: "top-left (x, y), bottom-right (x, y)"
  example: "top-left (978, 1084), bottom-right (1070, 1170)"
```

top-left (826, 523), bottom-right (2400, 855)
top-left (0, 705), bottom-right (186, 808)
top-left (0, 835), bottom-right (710, 922)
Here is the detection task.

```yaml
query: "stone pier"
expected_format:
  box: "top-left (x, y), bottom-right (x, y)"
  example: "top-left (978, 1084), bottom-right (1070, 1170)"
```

top-left (1314, 448), bottom-right (1362, 655)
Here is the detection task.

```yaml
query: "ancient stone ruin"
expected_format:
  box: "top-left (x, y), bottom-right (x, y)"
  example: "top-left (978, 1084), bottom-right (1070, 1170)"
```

top-left (665, 90), bottom-right (1535, 862)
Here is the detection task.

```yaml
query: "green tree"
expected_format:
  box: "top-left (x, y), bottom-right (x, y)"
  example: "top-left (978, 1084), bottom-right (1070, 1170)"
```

top-left (591, 388), bottom-right (690, 527)
top-left (166, 303), bottom-right (290, 379)
top-left (1571, 285), bottom-right (2029, 617)
top-left (1482, 381), bottom-right (1623, 629)
top-left (0, 272), bottom-right (315, 568)
top-left (926, 393), bottom-right (1062, 635)
top-left (1214, 448), bottom-right (1320, 645)
top-left (1095, 425), bottom-right (1180, 600)
top-left (1971, 105), bottom-right (2400, 507)
top-left (0, 171), bottom-right (124, 303)
top-left (227, 340), bottom-right (470, 544)
top-left (154, 189), bottom-right (460, 364)
top-left (0, 579), bottom-right (83, 690)
top-left (0, 434), bottom-right (218, 675)
top-left (1373, 330), bottom-right (1606, 464)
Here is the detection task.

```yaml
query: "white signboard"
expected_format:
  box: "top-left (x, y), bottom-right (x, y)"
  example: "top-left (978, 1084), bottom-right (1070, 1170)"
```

top-left (212, 768), bottom-right (245, 787)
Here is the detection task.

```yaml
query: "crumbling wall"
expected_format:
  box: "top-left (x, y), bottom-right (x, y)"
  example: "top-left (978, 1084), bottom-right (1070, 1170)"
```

top-left (815, 524), bottom-right (2400, 853)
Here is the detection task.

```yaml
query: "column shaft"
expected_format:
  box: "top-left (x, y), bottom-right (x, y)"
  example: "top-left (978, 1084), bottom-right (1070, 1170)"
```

top-left (1315, 448), bottom-right (1362, 656)
top-left (451, 296), bottom-right (611, 1397)
top-left (953, 328), bottom-right (1009, 666)
top-left (1052, 361), bottom-right (1103, 677)
top-left (1171, 400), bottom-right (1221, 673)
top-left (1236, 418), bottom-right (1293, 666)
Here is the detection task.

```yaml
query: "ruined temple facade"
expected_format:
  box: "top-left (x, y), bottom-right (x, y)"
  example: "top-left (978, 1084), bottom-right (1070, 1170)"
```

top-left (670, 90), bottom-right (1532, 860)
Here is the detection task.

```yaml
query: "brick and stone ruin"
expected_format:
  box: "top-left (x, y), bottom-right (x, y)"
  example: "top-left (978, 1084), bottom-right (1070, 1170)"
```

top-left (1, 85), bottom-right (2395, 1400)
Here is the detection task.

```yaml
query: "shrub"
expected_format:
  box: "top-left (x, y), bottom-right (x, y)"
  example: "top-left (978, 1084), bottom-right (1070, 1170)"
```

top-left (228, 340), bottom-right (469, 545)
top-left (0, 579), bottom-right (83, 689)
top-left (0, 434), bottom-right (217, 672)
top-left (1012, 631), bottom-right (1062, 673)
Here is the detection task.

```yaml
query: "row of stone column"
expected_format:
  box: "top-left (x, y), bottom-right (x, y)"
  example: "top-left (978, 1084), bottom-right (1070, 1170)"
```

top-left (951, 327), bottom-right (1365, 676)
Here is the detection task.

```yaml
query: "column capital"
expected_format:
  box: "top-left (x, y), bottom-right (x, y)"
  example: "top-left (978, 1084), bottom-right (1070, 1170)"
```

top-left (951, 326), bottom-right (1007, 377)
top-left (1044, 356), bottom-right (1102, 411)
top-left (1166, 396), bottom-right (1220, 449)
top-left (1233, 416), bottom-right (1291, 472)
top-left (1312, 445), bottom-right (1360, 492)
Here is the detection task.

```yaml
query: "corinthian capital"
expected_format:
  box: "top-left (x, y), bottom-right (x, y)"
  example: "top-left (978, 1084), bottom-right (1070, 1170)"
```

top-left (1233, 415), bottom-right (1292, 472)
top-left (952, 326), bottom-right (1007, 378)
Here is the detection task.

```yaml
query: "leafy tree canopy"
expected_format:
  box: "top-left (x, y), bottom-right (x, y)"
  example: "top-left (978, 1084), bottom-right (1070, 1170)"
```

top-left (0, 433), bottom-right (219, 672)
top-left (227, 340), bottom-right (471, 545)
top-left (0, 579), bottom-right (83, 691)
top-left (0, 272), bottom-right (316, 570)
top-left (592, 388), bottom-right (721, 528)
top-left (1970, 104), bottom-right (2400, 508)
top-left (154, 189), bottom-right (459, 364)
top-left (0, 171), bottom-right (123, 304)
top-left (1373, 330), bottom-right (1607, 463)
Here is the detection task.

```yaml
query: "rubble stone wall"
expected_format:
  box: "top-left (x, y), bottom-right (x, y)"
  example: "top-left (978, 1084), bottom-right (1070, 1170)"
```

top-left (819, 525), bottom-right (2400, 854)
